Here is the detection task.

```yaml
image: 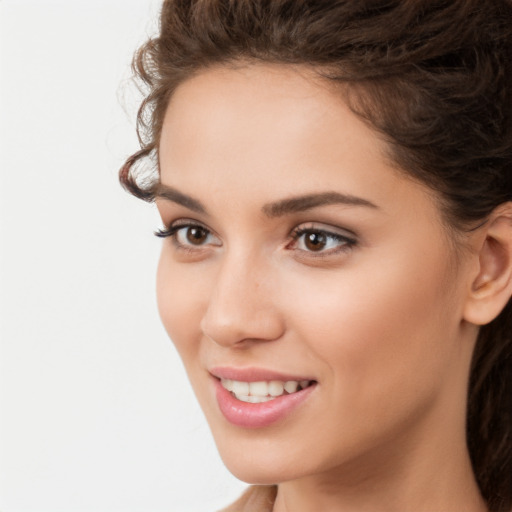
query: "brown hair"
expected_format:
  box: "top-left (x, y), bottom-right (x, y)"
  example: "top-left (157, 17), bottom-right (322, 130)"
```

top-left (120, 1), bottom-right (512, 509)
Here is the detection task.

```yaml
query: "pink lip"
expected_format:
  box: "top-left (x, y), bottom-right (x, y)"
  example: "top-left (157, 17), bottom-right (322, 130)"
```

top-left (210, 366), bottom-right (315, 382)
top-left (210, 368), bottom-right (317, 429)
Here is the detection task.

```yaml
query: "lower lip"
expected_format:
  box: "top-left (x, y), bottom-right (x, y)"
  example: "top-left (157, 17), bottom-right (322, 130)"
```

top-left (214, 379), bottom-right (316, 428)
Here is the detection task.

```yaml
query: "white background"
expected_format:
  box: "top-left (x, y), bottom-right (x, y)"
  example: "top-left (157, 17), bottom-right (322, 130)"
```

top-left (0, 1), bottom-right (245, 510)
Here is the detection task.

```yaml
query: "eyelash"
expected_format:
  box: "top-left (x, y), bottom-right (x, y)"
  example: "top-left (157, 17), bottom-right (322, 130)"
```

top-left (154, 221), bottom-right (219, 250)
top-left (288, 226), bottom-right (357, 256)
top-left (155, 221), bottom-right (357, 257)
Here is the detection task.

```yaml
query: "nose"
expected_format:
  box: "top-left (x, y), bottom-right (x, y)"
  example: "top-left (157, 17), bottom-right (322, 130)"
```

top-left (200, 250), bottom-right (285, 348)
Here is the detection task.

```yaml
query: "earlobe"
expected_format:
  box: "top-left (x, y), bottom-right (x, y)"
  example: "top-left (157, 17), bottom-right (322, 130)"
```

top-left (463, 203), bottom-right (512, 326)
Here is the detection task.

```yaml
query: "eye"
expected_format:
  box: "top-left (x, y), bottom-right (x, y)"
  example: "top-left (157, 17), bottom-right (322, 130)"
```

top-left (289, 225), bottom-right (356, 255)
top-left (176, 225), bottom-right (210, 245)
top-left (155, 222), bottom-right (221, 249)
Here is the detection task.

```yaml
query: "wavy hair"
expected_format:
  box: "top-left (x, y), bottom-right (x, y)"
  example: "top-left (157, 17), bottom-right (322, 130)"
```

top-left (120, 1), bottom-right (512, 509)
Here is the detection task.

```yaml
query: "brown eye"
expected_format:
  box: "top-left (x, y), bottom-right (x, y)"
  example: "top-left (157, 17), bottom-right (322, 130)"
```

top-left (186, 226), bottom-right (208, 245)
top-left (289, 225), bottom-right (357, 255)
top-left (155, 221), bottom-right (221, 249)
top-left (304, 231), bottom-right (327, 251)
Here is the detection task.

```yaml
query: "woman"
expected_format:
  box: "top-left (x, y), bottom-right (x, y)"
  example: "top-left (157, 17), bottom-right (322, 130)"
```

top-left (120, 1), bottom-right (512, 510)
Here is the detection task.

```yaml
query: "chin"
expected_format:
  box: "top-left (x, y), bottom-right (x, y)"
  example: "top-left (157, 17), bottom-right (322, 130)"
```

top-left (219, 452), bottom-right (297, 485)
top-left (210, 428), bottom-right (317, 485)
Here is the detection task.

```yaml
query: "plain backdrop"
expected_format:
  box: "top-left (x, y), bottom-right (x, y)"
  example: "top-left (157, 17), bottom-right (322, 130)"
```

top-left (0, 1), bottom-right (246, 510)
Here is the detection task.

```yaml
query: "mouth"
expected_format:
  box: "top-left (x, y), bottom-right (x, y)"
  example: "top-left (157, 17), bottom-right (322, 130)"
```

top-left (220, 378), bottom-right (315, 403)
top-left (210, 368), bottom-right (318, 428)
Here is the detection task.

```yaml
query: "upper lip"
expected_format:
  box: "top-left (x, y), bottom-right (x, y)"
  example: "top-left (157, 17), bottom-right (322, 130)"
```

top-left (209, 366), bottom-right (316, 383)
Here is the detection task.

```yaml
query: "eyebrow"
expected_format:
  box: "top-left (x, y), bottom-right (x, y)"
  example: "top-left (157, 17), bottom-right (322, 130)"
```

top-left (262, 191), bottom-right (378, 217)
top-left (155, 184), bottom-right (207, 214)
top-left (155, 184), bottom-right (378, 217)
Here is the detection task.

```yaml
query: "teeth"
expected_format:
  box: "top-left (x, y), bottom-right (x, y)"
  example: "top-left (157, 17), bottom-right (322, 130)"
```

top-left (231, 380), bottom-right (249, 396)
top-left (221, 378), bottom-right (312, 402)
top-left (249, 381), bottom-right (268, 396)
top-left (268, 381), bottom-right (284, 396)
top-left (284, 381), bottom-right (298, 393)
top-left (237, 395), bottom-right (275, 403)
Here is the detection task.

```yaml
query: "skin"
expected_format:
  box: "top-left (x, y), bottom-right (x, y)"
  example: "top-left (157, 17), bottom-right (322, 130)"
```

top-left (154, 64), bottom-right (504, 511)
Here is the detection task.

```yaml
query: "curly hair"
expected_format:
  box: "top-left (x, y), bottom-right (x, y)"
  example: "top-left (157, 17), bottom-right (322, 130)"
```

top-left (120, 1), bottom-right (512, 509)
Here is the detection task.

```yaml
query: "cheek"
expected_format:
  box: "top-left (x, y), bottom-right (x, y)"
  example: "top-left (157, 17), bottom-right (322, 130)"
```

top-left (156, 250), bottom-right (206, 364)
top-left (283, 248), bottom-right (460, 419)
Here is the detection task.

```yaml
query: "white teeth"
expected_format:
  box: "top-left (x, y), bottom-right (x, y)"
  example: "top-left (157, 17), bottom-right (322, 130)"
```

top-left (237, 395), bottom-right (275, 403)
top-left (284, 381), bottom-right (298, 393)
top-left (249, 381), bottom-right (268, 397)
top-left (231, 380), bottom-right (249, 396)
top-left (268, 380), bottom-right (284, 396)
top-left (220, 378), bottom-right (313, 402)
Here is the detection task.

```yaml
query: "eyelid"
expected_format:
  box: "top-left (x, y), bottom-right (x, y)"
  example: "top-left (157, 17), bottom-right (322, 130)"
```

top-left (287, 222), bottom-right (358, 255)
top-left (290, 222), bottom-right (357, 240)
top-left (155, 219), bottom-right (357, 257)
top-left (154, 219), bottom-right (221, 245)
top-left (155, 218), bottom-right (206, 235)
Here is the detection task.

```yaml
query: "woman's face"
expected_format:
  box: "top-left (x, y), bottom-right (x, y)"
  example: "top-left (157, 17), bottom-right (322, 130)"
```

top-left (156, 64), bottom-right (476, 484)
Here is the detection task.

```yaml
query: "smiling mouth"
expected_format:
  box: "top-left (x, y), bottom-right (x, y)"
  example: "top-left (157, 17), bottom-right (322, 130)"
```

top-left (220, 378), bottom-right (315, 403)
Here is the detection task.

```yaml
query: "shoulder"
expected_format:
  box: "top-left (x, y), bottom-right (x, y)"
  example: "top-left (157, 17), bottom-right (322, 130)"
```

top-left (217, 485), bottom-right (277, 512)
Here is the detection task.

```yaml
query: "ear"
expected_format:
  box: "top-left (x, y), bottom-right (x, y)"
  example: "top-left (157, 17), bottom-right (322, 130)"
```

top-left (463, 203), bottom-right (512, 326)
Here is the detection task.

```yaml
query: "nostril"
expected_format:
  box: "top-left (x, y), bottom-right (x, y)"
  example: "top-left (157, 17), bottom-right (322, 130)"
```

top-left (200, 305), bottom-right (285, 348)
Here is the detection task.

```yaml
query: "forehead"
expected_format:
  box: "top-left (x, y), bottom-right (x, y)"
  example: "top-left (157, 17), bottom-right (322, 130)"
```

top-left (162, 67), bottom-right (382, 180)
top-left (157, 63), bottom-right (442, 228)
top-left (160, 63), bottom-right (378, 154)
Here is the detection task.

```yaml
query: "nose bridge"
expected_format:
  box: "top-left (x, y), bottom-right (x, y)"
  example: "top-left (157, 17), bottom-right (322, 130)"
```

top-left (200, 245), bottom-right (283, 347)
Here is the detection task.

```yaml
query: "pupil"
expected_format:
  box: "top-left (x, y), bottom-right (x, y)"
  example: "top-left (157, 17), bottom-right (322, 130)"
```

top-left (305, 231), bottom-right (326, 251)
top-left (187, 227), bottom-right (207, 244)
